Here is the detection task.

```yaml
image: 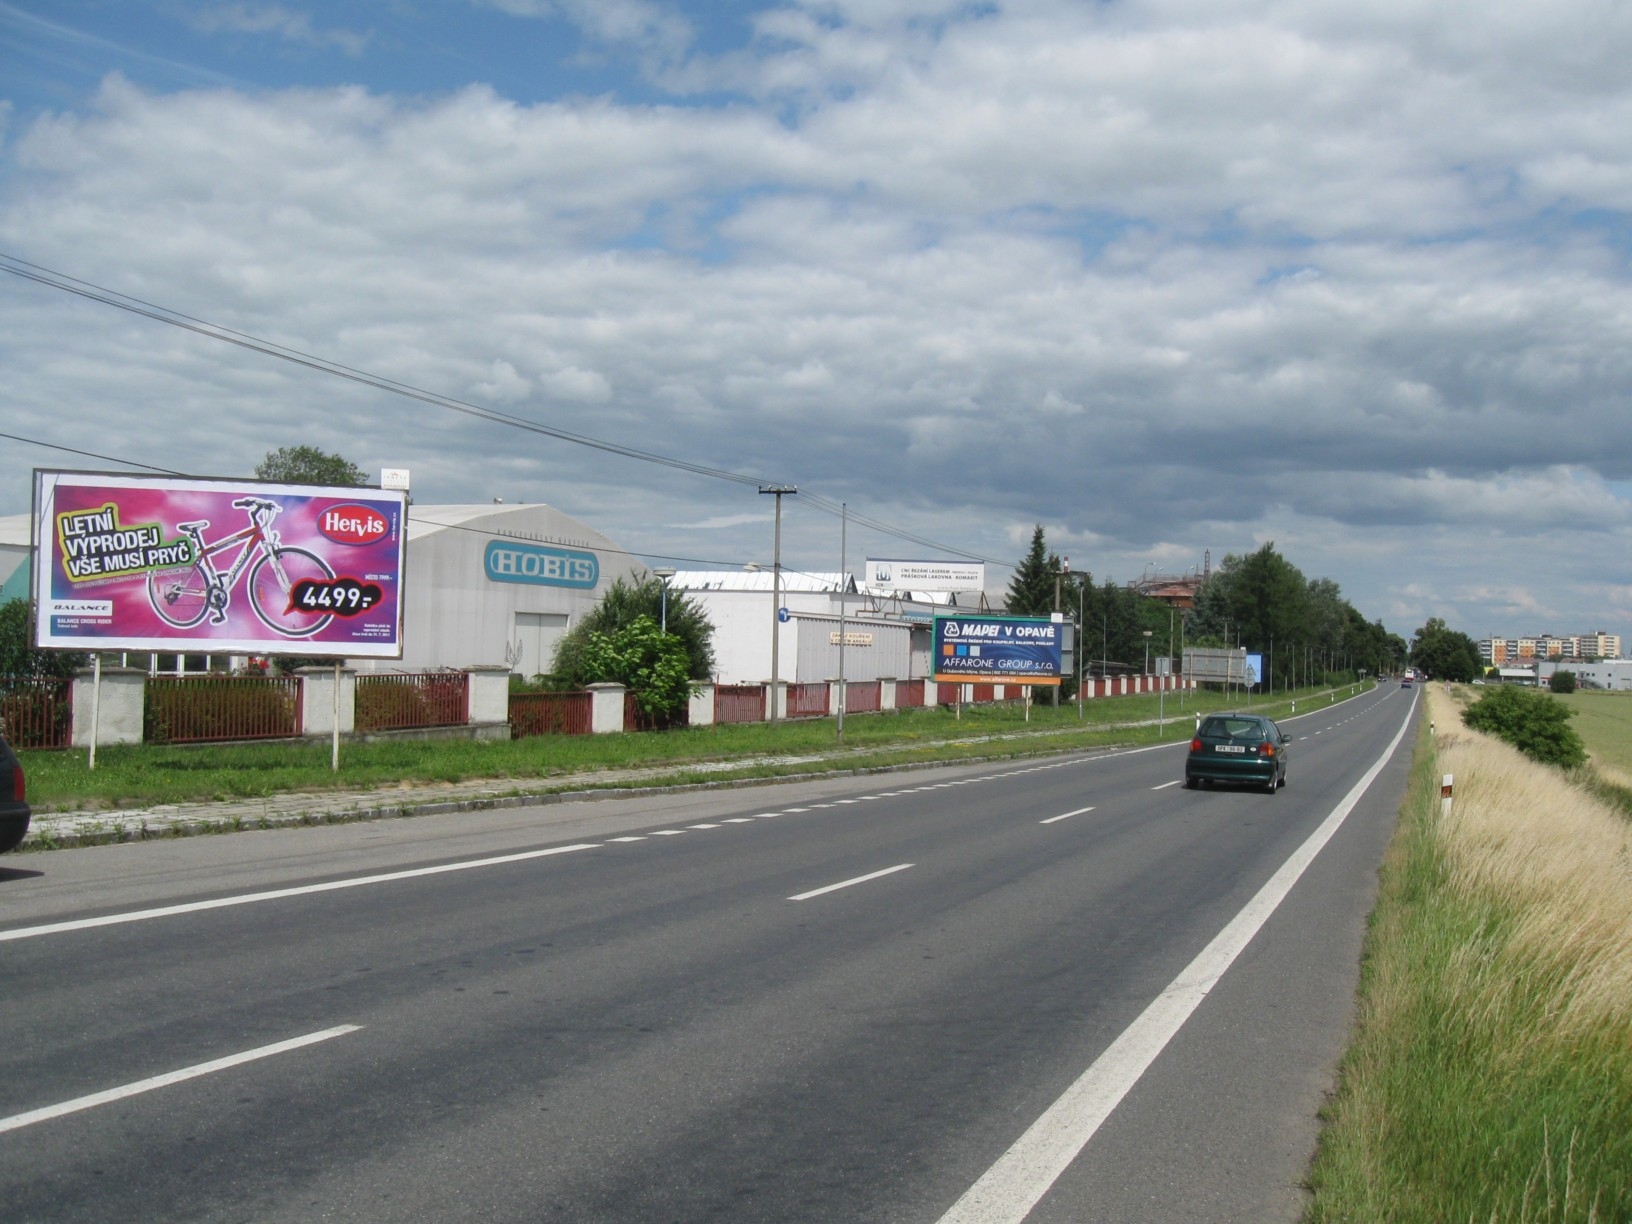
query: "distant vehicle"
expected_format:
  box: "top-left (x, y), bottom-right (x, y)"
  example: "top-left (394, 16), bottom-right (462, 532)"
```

top-left (0, 731), bottom-right (30, 854)
top-left (1185, 712), bottom-right (1289, 793)
top-left (1401, 675), bottom-right (1413, 688)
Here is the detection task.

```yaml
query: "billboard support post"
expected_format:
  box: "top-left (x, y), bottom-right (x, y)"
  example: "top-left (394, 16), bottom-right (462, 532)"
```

top-left (89, 653), bottom-right (102, 771)
top-left (332, 660), bottom-right (341, 772)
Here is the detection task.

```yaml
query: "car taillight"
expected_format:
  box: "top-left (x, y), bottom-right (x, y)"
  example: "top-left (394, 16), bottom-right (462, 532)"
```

top-left (11, 763), bottom-right (22, 802)
top-left (1190, 737), bottom-right (1203, 752)
top-left (1259, 742), bottom-right (1276, 757)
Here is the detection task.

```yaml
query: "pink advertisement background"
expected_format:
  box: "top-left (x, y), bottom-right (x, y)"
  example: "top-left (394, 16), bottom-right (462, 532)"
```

top-left (35, 473), bottom-right (406, 657)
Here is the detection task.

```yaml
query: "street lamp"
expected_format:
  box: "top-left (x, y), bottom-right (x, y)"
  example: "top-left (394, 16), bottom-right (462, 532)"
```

top-left (759, 485), bottom-right (797, 726)
top-left (652, 566), bottom-right (676, 633)
top-left (1143, 629), bottom-right (1152, 678)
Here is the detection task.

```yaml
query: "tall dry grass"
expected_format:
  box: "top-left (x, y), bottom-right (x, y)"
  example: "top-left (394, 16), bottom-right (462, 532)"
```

top-left (1432, 685), bottom-right (1632, 1050)
top-left (1306, 687), bottom-right (1632, 1223)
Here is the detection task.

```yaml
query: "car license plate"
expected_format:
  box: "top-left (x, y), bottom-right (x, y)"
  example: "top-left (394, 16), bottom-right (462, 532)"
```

top-left (1216, 744), bottom-right (1246, 753)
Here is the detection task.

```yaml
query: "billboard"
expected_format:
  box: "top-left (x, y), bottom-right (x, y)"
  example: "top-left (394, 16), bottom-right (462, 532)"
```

top-left (933, 614), bottom-right (1062, 685)
top-left (866, 559), bottom-right (986, 592)
top-left (1184, 647), bottom-right (1263, 686)
top-left (32, 470), bottom-right (408, 658)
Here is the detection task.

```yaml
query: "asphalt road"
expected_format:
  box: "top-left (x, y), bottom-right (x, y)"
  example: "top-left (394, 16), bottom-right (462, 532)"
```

top-left (1, 686), bottom-right (1420, 1223)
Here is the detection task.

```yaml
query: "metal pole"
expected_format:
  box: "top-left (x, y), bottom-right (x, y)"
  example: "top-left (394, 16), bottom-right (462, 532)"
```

top-left (332, 660), bottom-right (341, 772)
top-left (837, 502), bottom-right (847, 743)
top-left (760, 485), bottom-right (796, 726)
top-left (89, 652), bottom-right (102, 771)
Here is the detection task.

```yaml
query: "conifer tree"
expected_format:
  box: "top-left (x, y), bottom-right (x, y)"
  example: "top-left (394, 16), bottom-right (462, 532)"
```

top-left (1006, 525), bottom-right (1062, 615)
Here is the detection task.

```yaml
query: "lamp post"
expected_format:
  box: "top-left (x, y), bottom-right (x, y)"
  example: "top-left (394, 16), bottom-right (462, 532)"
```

top-left (1143, 629), bottom-right (1152, 680)
top-left (652, 566), bottom-right (676, 633)
top-left (759, 485), bottom-right (796, 726)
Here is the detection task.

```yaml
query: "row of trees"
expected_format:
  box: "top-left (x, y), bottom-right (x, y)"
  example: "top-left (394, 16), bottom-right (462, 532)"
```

top-left (1006, 527), bottom-right (1411, 689)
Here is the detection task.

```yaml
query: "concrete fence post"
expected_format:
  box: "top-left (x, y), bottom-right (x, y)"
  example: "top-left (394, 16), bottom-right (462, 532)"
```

top-left (688, 682), bottom-right (715, 728)
top-left (586, 682), bottom-right (627, 734)
top-left (71, 666), bottom-right (145, 747)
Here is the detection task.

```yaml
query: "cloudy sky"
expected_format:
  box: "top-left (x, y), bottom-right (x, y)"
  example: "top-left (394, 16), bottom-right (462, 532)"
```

top-left (3, 0), bottom-right (1630, 648)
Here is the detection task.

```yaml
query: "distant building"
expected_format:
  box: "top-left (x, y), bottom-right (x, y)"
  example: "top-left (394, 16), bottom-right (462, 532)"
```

top-left (1480, 632), bottom-right (1622, 665)
top-left (667, 569), bottom-right (946, 685)
top-left (1538, 659), bottom-right (1632, 691)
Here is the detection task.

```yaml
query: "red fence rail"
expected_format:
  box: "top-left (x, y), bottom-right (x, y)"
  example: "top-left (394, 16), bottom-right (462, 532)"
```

top-left (355, 672), bottom-right (469, 732)
top-left (938, 682), bottom-right (1001, 705)
top-left (0, 678), bottom-right (74, 749)
top-left (787, 682), bottom-right (829, 719)
top-left (843, 681), bottom-right (881, 714)
top-left (145, 674), bottom-right (302, 743)
top-left (714, 685), bottom-right (766, 725)
top-left (509, 691), bottom-right (593, 737)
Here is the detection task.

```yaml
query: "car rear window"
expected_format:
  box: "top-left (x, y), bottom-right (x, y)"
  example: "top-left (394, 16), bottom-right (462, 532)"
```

top-left (1200, 717), bottom-right (1268, 740)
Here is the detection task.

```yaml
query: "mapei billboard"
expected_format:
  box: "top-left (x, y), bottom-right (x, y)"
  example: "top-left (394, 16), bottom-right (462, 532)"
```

top-left (32, 470), bottom-right (408, 658)
top-left (933, 614), bottom-right (1063, 685)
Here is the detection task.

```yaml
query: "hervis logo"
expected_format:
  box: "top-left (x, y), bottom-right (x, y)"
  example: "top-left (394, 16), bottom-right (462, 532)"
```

top-left (484, 540), bottom-right (599, 589)
top-left (318, 505), bottom-right (391, 546)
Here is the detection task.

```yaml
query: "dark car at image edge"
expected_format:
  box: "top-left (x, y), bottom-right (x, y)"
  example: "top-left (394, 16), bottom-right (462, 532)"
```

top-left (1, 731), bottom-right (31, 853)
top-left (1185, 712), bottom-right (1290, 793)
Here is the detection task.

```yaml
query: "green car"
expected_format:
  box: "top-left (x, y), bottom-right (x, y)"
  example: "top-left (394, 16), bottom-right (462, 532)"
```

top-left (1185, 712), bottom-right (1289, 792)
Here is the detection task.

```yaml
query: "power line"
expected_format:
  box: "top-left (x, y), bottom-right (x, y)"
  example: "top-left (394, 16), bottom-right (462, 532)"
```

top-left (0, 253), bottom-right (1015, 569)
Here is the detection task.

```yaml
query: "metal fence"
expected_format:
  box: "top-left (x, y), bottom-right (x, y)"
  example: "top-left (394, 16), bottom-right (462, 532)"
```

top-left (787, 682), bottom-right (830, 719)
top-left (714, 684), bottom-right (766, 725)
top-left (937, 682), bottom-right (1001, 705)
top-left (0, 678), bottom-right (74, 749)
top-left (842, 681), bottom-right (882, 714)
top-left (355, 672), bottom-right (470, 732)
top-left (509, 691), bottom-right (593, 738)
top-left (145, 674), bottom-right (303, 743)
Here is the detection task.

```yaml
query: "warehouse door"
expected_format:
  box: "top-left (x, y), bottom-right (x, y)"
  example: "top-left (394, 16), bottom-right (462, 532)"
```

top-left (513, 612), bottom-right (569, 681)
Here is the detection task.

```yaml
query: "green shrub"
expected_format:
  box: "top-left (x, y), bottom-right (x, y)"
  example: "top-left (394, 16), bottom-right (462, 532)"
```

top-left (1462, 685), bottom-right (1587, 768)
top-left (1548, 670), bottom-right (1577, 694)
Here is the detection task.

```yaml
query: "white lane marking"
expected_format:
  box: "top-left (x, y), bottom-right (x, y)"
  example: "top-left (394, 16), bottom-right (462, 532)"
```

top-left (721, 818), bottom-right (756, 824)
top-left (650, 830), bottom-right (687, 836)
top-left (1041, 806), bottom-right (1095, 825)
top-left (936, 701), bottom-right (1415, 1224)
top-left (606, 836), bottom-right (647, 843)
top-left (1151, 780), bottom-right (1181, 791)
top-left (0, 845), bottom-right (600, 944)
top-left (788, 863), bottom-right (915, 902)
top-left (688, 823), bottom-right (721, 829)
top-left (0, 1025), bottom-right (363, 1135)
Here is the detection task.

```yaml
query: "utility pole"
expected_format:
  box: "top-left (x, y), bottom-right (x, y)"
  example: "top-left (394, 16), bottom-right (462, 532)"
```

top-left (759, 485), bottom-right (796, 726)
top-left (837, 502), bottom-right (847, 743)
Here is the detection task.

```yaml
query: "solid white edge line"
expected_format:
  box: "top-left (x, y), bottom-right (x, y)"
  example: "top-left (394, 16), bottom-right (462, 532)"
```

top-left (0, 1025), bottom-right (364, 1135)
top-left (1, 844), bottom-right (601, 943)
top-left (788, 863), bottom-right (915, 902)
top-left (1041, 806), bottom-right (1095, 825)
top-left (935, 692), bottom-right (1418, 1224)
top-left (1151, 780), bottom-right (1181, 790)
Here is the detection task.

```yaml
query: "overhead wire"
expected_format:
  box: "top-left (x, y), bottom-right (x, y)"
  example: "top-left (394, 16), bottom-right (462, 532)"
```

top-left (0, 253), bottom-right (1014, 570)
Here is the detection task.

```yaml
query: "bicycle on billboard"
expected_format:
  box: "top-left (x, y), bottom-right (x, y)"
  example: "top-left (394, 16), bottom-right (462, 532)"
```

top-left (146, 498), bottom-right (336, 637)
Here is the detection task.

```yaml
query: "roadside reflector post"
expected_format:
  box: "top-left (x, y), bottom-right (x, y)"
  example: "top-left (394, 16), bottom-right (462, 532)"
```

top-left (1441, 773), bottom-right (1453, 819)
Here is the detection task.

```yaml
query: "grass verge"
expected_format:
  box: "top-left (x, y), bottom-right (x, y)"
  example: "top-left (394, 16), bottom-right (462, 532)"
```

top-left (19, 683), bottom-right (1361, 813)
top-left (1304, 686), bottom-right (1632, 1222)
